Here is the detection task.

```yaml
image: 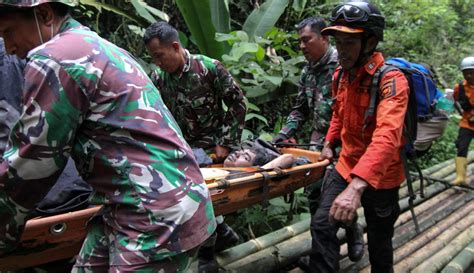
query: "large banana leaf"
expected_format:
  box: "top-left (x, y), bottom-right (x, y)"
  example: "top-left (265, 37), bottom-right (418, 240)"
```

top-left (210, 0), bottom-right (231, 33)
top-left (80, 0), bottom-right (148, 26)
top-left (175, 0), bottom-right (227, 59)
top-left (243, 0), bottom-right (289, 41)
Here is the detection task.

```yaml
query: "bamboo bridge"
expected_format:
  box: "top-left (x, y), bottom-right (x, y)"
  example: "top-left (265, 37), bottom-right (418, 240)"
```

top-left (189, 153), bottom-right (474, 273)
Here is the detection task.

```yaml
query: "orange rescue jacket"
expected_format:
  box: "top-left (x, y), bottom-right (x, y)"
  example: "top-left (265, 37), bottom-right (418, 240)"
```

top-left (454, 80), bottom-right (474, 130)
top-left (325, 52), bottom-right (410, 189)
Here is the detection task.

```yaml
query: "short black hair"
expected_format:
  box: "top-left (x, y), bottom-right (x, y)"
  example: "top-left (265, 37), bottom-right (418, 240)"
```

top-left (296, 17), bottom-right (327, 35)
top-left (143, 21), bottom-right (180, 45)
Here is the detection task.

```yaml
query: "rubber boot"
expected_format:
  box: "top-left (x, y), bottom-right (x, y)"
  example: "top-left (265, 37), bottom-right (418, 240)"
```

top-left (346, 222), bottom-right (364, 262)
top-left (214, 222), bottom-right (239, 252)
top-left (453, 157), bottom-right (468, 186)
top-left (198, 233), bottom-right (219, 273)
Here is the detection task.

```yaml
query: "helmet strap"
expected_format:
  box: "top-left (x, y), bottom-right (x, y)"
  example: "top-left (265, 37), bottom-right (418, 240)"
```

top-left (355, 34), bottom-right (375, 67)
top-left (33, 8), bottom-right (44, 44)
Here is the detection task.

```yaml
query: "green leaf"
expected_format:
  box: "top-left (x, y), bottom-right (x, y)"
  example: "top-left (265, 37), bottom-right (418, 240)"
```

top-left (245, 101), bottom-right (261, 111)
top-left (229, 42), bottom-right (259, 61)
top-left (128, 25), bottom-right (145, 37)
top-left (243, 0), bottom-right (289, 41)
top-left (215, 32), bottom-right (237, 42)
top-left (292, 0), bottom-right (307, 13)
top-left (256, 45), bottom-right (266, 62)
top-left (242, 86), bottom-right (269, 98)
top-left (258, 131), bottom-right (273, 141)
top-left (210, 0), bottom-right (231, 33)
top-left (241, 129), bottom-right (254, 141)
top-left (175, 0), bottom-right (227, 59)
top-left (130, 0), bottom-right (157, 24)
top-left (262, 75), bottom-right (283, 86)
top-left (245, 113), bottom-right (269, 125)
top-left (236, 31), bottom-right (249, 42)
top-left (145, 4), bottom-right (170, 22)
top-left (79, 0), bottom-right (148, 26)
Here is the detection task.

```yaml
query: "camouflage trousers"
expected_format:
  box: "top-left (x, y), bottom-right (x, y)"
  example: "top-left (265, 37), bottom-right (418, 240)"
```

top-left (72, 217), bottom-right (199, 273)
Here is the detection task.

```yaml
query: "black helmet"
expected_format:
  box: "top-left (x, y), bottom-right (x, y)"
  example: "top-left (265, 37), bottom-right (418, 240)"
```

top-left (322, 1), bottom-right (385, 41)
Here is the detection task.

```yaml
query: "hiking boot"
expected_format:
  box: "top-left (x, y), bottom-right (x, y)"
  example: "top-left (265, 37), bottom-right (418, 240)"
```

top-left (297, 255), bottom-right (311, 272)
top-left (346, 222), bottom-right (364, 262)
top-left (215, 222), bottom-right (239, 252)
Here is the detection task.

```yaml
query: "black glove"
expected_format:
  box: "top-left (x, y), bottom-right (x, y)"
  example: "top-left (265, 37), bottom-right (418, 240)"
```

top-left (272, 133), bottom-right (288, 144)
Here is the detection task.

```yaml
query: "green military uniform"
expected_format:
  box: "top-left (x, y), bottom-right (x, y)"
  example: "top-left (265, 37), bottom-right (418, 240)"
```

top-left (278, 46), bottom-right (338, 214)
top-left (280, 46), bottom-right (338, 146)
top-left (151, 50), bottom-right (247, 150)
top-left (0, 13), bottom-right (216, 272)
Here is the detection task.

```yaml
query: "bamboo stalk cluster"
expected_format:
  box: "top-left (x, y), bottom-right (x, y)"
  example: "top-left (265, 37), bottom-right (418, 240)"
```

top-left (187, 154), bottom-right (474, 273)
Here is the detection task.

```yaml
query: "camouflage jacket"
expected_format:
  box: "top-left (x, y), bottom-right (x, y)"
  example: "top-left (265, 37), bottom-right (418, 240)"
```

top-left (151, 51), bottom-right (246, 149)
top-left (0, 17), bottom-right (216, 260)
top-left (0, 38), bottom-right (24, 157)
top-left (280, 46), bottom-right (338, 144)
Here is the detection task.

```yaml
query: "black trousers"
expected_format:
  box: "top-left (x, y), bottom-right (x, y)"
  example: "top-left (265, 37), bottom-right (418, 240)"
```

top-left (456, 127), bottom-right (474, 157)
top-left (309, 170), bottom-right (400, 273)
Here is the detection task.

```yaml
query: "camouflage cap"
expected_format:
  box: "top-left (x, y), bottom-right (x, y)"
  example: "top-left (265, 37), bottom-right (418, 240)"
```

top-left (0, 0), bottom-right (77, 7)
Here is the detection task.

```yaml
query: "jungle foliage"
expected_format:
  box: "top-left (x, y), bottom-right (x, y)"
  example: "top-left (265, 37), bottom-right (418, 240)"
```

top-left (72, 0), bottom-right (473, 239)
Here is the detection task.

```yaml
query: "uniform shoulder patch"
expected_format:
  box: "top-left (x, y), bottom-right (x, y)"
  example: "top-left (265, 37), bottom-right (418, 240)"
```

top-left (380, 78), bottom-right (396, 99)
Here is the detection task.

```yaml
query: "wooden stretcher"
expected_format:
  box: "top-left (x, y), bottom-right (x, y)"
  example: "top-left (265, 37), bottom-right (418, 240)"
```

top-left (0, 148), bottom-right (328, 270)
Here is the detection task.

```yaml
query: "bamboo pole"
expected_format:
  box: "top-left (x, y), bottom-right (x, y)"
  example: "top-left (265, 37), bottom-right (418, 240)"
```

top-left (358, 175), bottom-right (454, 229)
top-left (225, 231), bottom-right (311, 273)
top-left (227, 178), bottom-right (467, 273)
top-left (186, 218), bottom-right (311, 273)
top-left (393, 210), bottom-right (474, 273)
top-left (440, 241), bottom-right (474, 273)
top-left (392, 202), bottom-right (474, 267)
top-left (218, 156), bottom-right (474, 273)
top-left (394, 188), bottom-right (457, 227)
top-left (394, 188), bottom-right (470, 238)
top-left (411, 225), bottom-right (474, 273)
top-left (343, 195), bottom-right (473, 273)
top-left (217, 218), bottom-right (310, 266)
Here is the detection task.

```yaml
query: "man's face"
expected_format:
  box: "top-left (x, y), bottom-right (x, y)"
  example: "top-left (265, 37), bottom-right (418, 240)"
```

top-left (0, 11), bottom-right (39, 59)
top-left (223, 149), bottom-right (257, 167)
top-left (145, 38), bottom-right (182, 74)
top-left (298, 25), bottom-right (328, 63)
top-left (462, 69), bottom-right (474, 85)
top-left (334, 32), bottom-right (362, 70)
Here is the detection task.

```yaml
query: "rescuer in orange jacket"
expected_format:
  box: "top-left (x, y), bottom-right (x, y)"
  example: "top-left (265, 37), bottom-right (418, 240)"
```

top-left (306, 1), bottom-right (410, 273)
top-left (452, 56), bottom-right (474, 186)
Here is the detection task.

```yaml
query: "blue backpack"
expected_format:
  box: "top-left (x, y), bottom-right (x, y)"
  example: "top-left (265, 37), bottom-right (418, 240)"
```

top-left (370, 58), bottom-right (445, 156)
top-left (372, 58), bottom-right (447, 233)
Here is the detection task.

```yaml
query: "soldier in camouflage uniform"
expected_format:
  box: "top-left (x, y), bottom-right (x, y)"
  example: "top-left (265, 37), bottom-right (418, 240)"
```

top-left (272, 17), bottom-right (364, 268)
top-left (144, 21), bottom-right (245, 273)
top-left (144, 21), bottom-right (247, 162)
top-left (0, 1), bottom-right (216, 272)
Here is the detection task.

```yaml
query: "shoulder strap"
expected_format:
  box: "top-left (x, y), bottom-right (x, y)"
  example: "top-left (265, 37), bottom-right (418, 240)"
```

top-left (333, 67), bottom-right (343, 97)
top-left (363, 64), bottom-right (399, 129)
